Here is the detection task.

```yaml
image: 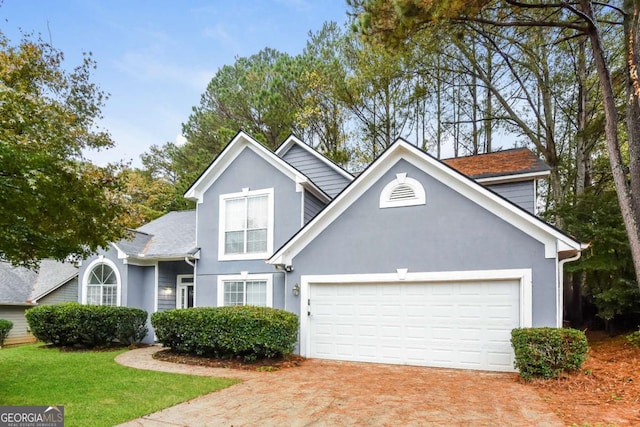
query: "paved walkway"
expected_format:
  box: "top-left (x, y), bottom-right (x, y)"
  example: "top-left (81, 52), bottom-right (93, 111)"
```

top-left (115, 346), bottom-right (563, 427)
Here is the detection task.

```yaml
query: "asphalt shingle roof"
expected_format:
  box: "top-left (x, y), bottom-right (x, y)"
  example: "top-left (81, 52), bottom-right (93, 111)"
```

top-left (442, 147), bottom-right (550, 180)
top-left (118, 210), bottom-right (197, 258)
top-left (0, 260), bottom-right (77, 305)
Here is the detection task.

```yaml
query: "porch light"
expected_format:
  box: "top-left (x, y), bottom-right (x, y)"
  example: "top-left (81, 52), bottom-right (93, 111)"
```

top-left (292, 283), bottom-right (300, 296)
top-left (162, 287), bottom-right (173, 295)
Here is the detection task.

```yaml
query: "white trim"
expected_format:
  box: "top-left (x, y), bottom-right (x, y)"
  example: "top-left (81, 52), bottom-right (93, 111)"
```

top-left (184, 131), bottom-right (330, 204)
top-left (216, 273), bottom-right (273, 307)
top-left (218, 188), bottom-right (274, 261)
top-left (475, 170), bottom-right (551, 185)
top-left (176, 274), bottom-right (195, 309)
top-left (269, 139), bottom-right (582, 265)
top-left (379, 173), bottom-right (426, 208)
top-left (299, 269), bottom-right (532, 358)
top-left (81, 258), bottom-right (122, 306)
top-left (276, 135), bottom-right (354, 181)
top-left (153, 262), bottom-right (159, 313)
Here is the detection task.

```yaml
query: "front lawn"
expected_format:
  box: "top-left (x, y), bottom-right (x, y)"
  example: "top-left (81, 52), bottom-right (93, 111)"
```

top-left (0, 344), bottom-right (238, 426)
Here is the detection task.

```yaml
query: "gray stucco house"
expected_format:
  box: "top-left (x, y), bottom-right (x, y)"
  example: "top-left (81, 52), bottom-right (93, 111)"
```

top-left (79, 131), bottom-right (585, 371)
top-left (0, 260), bottom-right (78, 345)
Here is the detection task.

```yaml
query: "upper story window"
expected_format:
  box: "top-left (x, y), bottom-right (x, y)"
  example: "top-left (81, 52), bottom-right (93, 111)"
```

top-left (83, 258), bottom-right (120, 306)
top-left (218, 188), bottom-right (274, 260)
top-left (379, 173), bottom-right (426, 208)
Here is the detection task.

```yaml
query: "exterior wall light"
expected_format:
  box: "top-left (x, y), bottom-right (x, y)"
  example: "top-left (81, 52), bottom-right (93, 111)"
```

top-left (292, 283), bottom-right (300, 296)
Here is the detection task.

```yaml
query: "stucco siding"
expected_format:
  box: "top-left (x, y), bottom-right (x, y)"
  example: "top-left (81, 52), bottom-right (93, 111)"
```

top-left (486, 181), bottom-right (535, 213)
top-left (195, 147), bottom-right (304, 308)
top-left (0, 305), bottom-right (35, 345)
top-left (37, 278), bottom-right (78, 305)
top-left (304, 191), bottom-right (326, 224)
top-left (285, 159), bottom-right (557, 327)
top-left (280, 144), bottom-right (351, 198)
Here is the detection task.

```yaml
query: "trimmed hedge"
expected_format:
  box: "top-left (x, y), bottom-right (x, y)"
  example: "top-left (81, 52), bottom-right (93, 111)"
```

top-left (25, 302), bottom-right (148, 347)
top-left (0, 319), bottom-right (13, 347)
top-left (152, 306), bottom-right (298, 361)
top-left (627, 328), bottom-right (640, 347)
top-left (511, 327), bottom-right (588, 380)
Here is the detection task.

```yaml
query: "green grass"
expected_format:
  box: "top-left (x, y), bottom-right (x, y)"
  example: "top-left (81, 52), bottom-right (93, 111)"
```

top-left (0, 344), bottom-right (239, 426)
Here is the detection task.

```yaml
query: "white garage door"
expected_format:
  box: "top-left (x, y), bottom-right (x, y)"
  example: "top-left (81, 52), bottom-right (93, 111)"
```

top-left (309, 280), bottom-right (520, 371)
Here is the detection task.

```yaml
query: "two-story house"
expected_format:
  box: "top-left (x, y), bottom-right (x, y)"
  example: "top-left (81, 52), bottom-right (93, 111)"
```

top-left (78, 131), bottom-right (585, 372)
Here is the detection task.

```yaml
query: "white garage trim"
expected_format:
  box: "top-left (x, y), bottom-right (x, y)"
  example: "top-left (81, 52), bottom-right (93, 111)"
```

top-left (299, 269), bottom-right (532, 360)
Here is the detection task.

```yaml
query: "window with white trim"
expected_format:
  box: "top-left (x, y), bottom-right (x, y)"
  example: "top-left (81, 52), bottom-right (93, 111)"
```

top-left (217, 273), bottom-right (273, 307)
top-left (84, 259), bottom-right (120, 306)
top-left (379, 173), bottom-right (426, 208)
top-left (218, 188), bottom-right (274, 260)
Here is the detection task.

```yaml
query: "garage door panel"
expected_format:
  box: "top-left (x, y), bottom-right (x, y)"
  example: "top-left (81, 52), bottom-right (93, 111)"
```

top-left (309, 280), bottom-right (520, 371)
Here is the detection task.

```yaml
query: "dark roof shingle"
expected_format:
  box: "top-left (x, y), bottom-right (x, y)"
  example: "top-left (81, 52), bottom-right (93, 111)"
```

top-left (443, 148), bottom-right (550, 180)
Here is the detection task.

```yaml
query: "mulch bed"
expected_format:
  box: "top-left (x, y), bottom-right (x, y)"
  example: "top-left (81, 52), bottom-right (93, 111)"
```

top-left (153, 349), bottom-right (306, 371)
top-left (527, 331), bottom-right (640, 426)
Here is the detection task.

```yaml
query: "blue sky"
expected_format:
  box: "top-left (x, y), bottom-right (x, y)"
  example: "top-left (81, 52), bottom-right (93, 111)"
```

top-left (1, 0), bottom-right (349, 166)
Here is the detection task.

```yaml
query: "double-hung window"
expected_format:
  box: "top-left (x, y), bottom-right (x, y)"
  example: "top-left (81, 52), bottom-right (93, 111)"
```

top-left (219, 188), bottom-right (274, 260)
top-left (217, 274), bottom-right (273, 307)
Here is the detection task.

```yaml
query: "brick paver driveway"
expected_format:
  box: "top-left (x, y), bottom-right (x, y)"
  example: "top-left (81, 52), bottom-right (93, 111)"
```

top-left (116, 346), bottom-right (562, 427)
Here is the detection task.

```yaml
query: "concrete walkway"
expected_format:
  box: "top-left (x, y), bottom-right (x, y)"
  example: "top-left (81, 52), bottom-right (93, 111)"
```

top-left (115, 346), bottom-right (563, 427)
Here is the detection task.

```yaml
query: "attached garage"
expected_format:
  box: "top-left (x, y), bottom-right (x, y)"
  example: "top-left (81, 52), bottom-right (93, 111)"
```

top-left (300, 270), bottom-right (532, 372)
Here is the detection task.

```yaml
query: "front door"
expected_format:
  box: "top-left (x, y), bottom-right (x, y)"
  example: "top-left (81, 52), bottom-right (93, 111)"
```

top-left (177, 275), bottom-right (194, 309)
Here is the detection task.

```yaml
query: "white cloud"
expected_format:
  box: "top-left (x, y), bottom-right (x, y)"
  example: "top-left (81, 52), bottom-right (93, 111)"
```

top-left (175, 134), bottom-right (187, 146)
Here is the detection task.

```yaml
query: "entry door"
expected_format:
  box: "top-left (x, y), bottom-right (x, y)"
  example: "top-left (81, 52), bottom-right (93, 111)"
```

top-left (177, 275), bottom-right (194, 309)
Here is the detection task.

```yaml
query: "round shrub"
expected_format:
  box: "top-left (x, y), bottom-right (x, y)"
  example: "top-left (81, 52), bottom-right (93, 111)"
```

top-left (152, 306), bottom-right (298, 361)
top-left (511, 327), bottom-right (588, 380)
top-left (0, 319), bottom-right (13, 347)
top-left (25, 302), bottom-right (148, 348)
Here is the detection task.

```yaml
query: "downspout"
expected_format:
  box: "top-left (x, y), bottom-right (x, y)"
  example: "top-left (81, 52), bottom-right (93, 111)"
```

top-left (557, 251), bottom-right (583, 328)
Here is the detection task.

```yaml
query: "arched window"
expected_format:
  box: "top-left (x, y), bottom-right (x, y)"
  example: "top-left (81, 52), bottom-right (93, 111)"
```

top-left (379, 173), bottom-right (426, 208)
top-left (83, 259), bottom-right (120, 306)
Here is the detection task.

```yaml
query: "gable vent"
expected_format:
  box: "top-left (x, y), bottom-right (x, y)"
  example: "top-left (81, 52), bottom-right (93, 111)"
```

top-left (380, 173), bottom-right (426, 208)
top-left (389, 184), bottom-right (416, 201)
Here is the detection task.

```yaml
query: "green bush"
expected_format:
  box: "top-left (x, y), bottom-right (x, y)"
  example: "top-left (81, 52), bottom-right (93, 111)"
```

top-left (25, 303), bottom-right (148, 348)
top-left (511, 327), bottom-right (589, 380)
top-left (0, 319), bottom-right (13, 347)
top-left (152, 306), bottom-right (298, 361)
top-left (626, 328), bottom-right (640, 347)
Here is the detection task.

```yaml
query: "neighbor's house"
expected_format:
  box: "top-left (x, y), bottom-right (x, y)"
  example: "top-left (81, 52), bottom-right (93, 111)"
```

top-left (78, 131), bottom-right (585, 371)
top-left (0, 260), bottom-right (78, 345)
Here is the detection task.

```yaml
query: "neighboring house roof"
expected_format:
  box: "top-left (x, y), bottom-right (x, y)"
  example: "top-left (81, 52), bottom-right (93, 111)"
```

top-left (183, 130), bottom-right (331, 204)
top-left (30, 260), bottom-right (78, 302)
top-left (113, 210), bottom-right (198, 260)
top-left (0, 260), bottom-right (78, 305)
top-left (443, 147), bottom-right (551, 183)
top-left (276, 134), bottom-right (354, 181)
top-left (269, 138), bottom-right (585, 266)
top-left (0, 263), bottom-right (35, 305)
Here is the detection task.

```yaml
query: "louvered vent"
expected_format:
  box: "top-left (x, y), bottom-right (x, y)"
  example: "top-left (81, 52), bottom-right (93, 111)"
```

top-left (389, 184), bottom-right (416, 201)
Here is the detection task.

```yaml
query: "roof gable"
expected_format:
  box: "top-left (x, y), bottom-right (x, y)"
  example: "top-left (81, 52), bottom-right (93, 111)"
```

top-left (184, 131), bottom-right (330, 204)
top-left (269, 139), bottom-right (584, 266)
top-left (443, 148), bottom-right (550, 183)
top-left (276, 135), bottom-right (354, 181)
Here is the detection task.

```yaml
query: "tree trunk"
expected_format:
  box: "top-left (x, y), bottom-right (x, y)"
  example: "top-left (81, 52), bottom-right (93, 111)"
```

top-left (582, 0), bottom-right (640, 289)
